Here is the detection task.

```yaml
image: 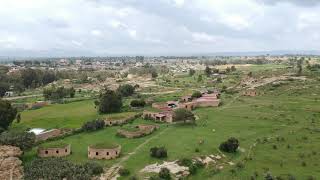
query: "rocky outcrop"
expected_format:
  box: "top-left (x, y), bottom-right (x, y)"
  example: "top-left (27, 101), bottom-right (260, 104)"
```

top-left (0, 145), bottom-right (24, 180)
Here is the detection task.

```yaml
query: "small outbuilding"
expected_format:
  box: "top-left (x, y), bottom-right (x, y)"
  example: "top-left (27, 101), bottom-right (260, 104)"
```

top-left (88, 143), bottom-right (121, 160)
top-left (38, 143), bottom-right (71, 158)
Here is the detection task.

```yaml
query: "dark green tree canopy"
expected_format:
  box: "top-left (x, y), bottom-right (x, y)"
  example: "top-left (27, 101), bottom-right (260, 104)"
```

top-left (98, 89), bottom-right (122, 113)
top-left (173, 108), bottom-right (195, 124)
top-left (117, 84), bottom-right (135, 97)
top-left (0, 99), bottom-right (17, 130)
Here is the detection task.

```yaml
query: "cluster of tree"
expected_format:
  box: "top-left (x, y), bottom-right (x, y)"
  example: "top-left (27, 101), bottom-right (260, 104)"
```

top-left (81, 119), bottom-right (105, 132)
top-left (117, 84), bottom-right (135, 97)
top-left (219, 137), bottom-right (239, 153)
top-left (226, 66), bottom-right (237, 73)
top-left (20, 68), bottom-right (58, 88)
top-left (173, 108), bottom-right (196, 124)
top-left (24, 158), bottom-right (103, 180)
top-left (0, 131), bottom-right (36, 150)
top-left (96, 89), bottom-right (123, 114)
top-left (0, 99), bottom-right (17, 131)
top-left (306, 61), bottom-right (320, 71)
top-left (189, 69), bottom-right (196, 76)
top-left (128, 64), bottom-right (158, 78)
top-left (150, 146), bottom-right (167, 158)
top-left (130, 99), bottom-right (146, 107)
top-left (43, 86), bottom-right (75, 100)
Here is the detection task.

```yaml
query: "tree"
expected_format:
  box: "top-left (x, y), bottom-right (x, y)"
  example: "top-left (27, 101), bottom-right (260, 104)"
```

top-left (197, 75), bottom-right (203, 82)
top-left (0, 99), bottom-right (17, 130)
top-left (0, 82), bottom-right (9, 97)
top-left (189, 69), bottom-right (196, 76)
top-left (117, 84), bottom-right (135, 97)
top-left (297, 58), bottom-right (303, 76)
top-left (98, 89), bottom-right (122, 113)
top-left (219, 137), bottom-right (239, 153)
top-left (173, 108), bottom-right (195, 124)
top-left (81, 119), bottom-right (105, 131)
top-left (231, 66), bottom-right (236, 71)
top-left (159, 168), bottom-right (171, 180)
top-left (0, 131), bottom-right (35, 150)
top-left (205, 66), bottom-right (211, 77)
top-left (191, 91), bottom-right (202, 99)
top-left (16, 113), bottom-right (21, 123)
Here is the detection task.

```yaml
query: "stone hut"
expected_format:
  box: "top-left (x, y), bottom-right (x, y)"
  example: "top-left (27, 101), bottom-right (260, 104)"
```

top-left (88, 143), bottom-right (121, 160)
top-left (117, 124), bottom-right (158, 138)
top-left (38, 144), bottom-right (71, 158)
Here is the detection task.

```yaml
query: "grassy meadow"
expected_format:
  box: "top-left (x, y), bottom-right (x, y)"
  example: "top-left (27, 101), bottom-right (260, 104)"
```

top-left (16, 64), bottom-right (320, 179)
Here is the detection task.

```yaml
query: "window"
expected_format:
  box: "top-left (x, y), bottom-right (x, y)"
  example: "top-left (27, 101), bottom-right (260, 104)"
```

top-left (96, 152), bottom-right (99, 156)
top-left (65, 149), bottom-right (67, 152)
top-left (107, 152), bottom-right (109, 156)
top-left (116, 151), bottom-right (117, 155)
top-left (45, 151), bottom-right (48, 154)
top-left (56, 150), bottom-right (59, 154)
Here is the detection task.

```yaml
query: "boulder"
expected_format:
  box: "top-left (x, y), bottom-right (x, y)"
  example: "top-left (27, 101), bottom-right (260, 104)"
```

top-left (0, 145), bottom-right (24, 180)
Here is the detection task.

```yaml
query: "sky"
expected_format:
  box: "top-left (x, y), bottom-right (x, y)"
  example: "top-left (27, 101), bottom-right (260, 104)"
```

top-left (0, 0), bottom-right (320, 56)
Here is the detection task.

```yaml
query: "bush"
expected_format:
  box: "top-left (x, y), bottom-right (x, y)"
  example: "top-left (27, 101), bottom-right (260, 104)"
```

top-left (191, 91), bottom-right (202, 99)
top-left (130, 99), bottom-right (146, 107)
top-left (24, 158), bottom-right (103, 180)
top-left (83, 162), bottom-right (103, 175)
top-left (119, 168), bottom-right (130, 176)
top-left (0, 131), bottom-right (35, 150)
top-left (81, 119), bottom-right (105, 132)
top-left (150, 146), bottom-right (167, 158)
top-left (159, 168), bottom-right (171, 180)
top-left (219, 137), bottom-right (239, 153)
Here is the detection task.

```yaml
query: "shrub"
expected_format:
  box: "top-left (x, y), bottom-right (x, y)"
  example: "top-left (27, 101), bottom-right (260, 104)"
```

top-left (236, 162), bottom-right (245, 169)
top-left (81, 119), bottom-right (105, 131)
top-left (119, 168), bottom-right (130, 176)
top-left (191, 91), bottom-right (202, 99)
top-left (150, 146), bottom-right (167, 158)
top-left (159, 168), bottom-right (171, 180)
top-left (83, 162), bottom-right (103, 175)
top-left (219, 137), bottom-right (239, 153)
top-left (0, 131), bottom-right (35, 150)
top-left (130, 99), bottom-right (146, 107)
top-left (24, 158), bottom-right (103, 180)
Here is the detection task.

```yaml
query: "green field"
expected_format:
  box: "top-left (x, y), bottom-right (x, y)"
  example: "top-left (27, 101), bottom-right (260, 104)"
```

top-left (18, 65), bottom-right (320, 179)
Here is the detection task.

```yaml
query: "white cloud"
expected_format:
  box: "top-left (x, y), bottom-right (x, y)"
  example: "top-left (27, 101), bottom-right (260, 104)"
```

top-left (192, 32), bottom-right (217, 43)
top-left (91, 30), bottom-right (102, 36)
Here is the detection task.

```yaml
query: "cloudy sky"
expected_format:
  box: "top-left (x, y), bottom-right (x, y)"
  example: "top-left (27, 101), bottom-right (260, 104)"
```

top-left (0, 0), bottom-right (320, 56)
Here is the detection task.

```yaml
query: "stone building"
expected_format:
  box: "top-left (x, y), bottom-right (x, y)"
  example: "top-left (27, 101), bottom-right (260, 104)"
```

top-left (88, 144), bottom-right (121, 160)
top-left (37, 144), bottom-right (71, 158)
top-left (117, 124), bottom-right (158, 138)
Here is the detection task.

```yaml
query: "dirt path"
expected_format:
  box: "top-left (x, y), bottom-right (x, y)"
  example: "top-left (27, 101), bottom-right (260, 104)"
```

top-left (3, 94), bottom-right (42, 100)
top-left (100, 127), bottom-right (171, 180)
